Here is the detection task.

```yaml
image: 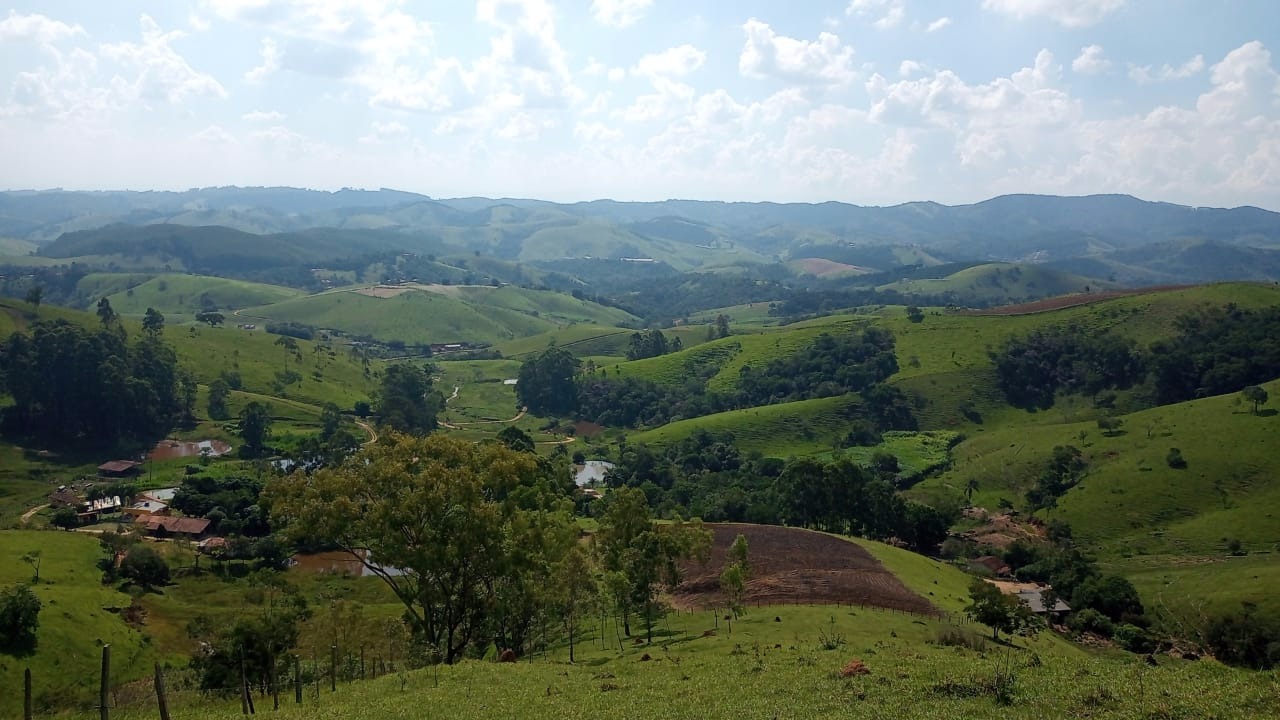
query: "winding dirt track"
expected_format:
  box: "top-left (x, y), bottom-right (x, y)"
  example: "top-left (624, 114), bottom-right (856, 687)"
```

top-left (670, 523), bottom-right (939, 616)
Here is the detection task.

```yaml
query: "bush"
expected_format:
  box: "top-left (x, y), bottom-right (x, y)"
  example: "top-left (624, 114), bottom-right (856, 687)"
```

top-left (1205, 604), bottom-right (1280, 669)
top-left (1166, 448), bottom-right (1187, 469)
top-left (121, 546), bottom-right (170, 590)
top-left (0, 584), bottom-right (41, 652)
top-left (1068, 608), bottom-right (1115, 637)
top-left (1113, 623), bottom-right (1154, 653)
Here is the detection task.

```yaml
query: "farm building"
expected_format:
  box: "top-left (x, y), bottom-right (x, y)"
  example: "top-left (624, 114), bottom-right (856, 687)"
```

top-left (124, 499), bottom-right (169, 519)
top-left (134, 515), bottom-right (211, 539)
top-left (98, 460), bottom-right (142, 478)
top-left (1017, 590), bottom-right (1071, 620)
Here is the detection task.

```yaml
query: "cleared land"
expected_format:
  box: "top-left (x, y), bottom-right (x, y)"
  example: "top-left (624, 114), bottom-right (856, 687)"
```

top-left (671, 523), bottom-right (938, 616)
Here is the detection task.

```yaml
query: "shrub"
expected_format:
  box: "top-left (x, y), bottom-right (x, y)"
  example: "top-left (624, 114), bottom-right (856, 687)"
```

top-left (121, 547), bottom-right (170, 590)
top-left (1068, 608), bottom-right (1115, 637)
top-left (0, 584), bottom-right (41, 652)
top-left (1113, 623), bottom-right (1154, 653)
top-left (1166, 448), bottom-right (1187, 469)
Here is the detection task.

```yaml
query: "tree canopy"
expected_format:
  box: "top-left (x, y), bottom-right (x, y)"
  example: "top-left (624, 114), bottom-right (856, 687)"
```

top-left (266, 433), bottom-right (576, 663)
top-left (516, 346), bottom-right (580, 417)
top-left (375, 363), bottom-right (443, 434)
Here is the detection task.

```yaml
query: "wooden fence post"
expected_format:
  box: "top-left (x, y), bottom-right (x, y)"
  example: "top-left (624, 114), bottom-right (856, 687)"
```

top-left (294, 655), bottom-right (303, 704)
top-left (154, 663), bottom-right (171, 720)
top-left (239, 656), bottom-right (251, 715)
top-left (100, 645), bottom-right (111, 720)
top-left (24, 667), bottom-right (33, 720)
top-left (360, 645), bottom-right (366, 680)
top-left (330, 645), bottom-right (337, 692)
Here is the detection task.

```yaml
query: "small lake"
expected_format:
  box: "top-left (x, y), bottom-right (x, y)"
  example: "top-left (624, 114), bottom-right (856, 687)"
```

top-left (291, 550), bottom-right (404, 577)
top-left (148, 439), bottom-right (232, 460)
top-left (574, 460), bottom-right (614, 486)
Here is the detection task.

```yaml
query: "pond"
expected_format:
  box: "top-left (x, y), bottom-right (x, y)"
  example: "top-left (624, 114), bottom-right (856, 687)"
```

top-left (291, 550), bottom-right (404, 577)
top-left (148, 439), bottom-right (233, 460)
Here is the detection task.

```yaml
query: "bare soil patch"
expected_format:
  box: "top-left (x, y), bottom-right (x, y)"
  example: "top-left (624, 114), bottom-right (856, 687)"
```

top-left (670, 523), bottom-right (938, 616)
top-left (962, 285), bottom-right (1195, 316)
top-left (959, 508), bottom-right (1045, 550)
top-left (354, 285), bottom-right (413, 298)
top-left (791, 257), bottom-right (872, 277)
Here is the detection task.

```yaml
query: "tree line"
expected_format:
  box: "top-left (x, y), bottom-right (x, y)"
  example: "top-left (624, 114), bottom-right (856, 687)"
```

top-left (0, 311), bottom-right (192, 446)
top-left (992, 304), bottom-right (1280, 410)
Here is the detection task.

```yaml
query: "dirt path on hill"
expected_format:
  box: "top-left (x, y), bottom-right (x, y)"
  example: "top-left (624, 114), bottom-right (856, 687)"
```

top-left (355, 419), bottom-right (377, 446)
top-left (20, 503), bottom-right (48, 523)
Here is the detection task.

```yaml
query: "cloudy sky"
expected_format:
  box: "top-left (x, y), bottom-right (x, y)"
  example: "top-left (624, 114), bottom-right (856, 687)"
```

top-left (1, 1), bottom-right (1278, 208)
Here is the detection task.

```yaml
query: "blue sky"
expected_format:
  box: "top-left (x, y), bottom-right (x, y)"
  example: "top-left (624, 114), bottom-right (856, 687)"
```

top-left (1, 1), bottom-right (1278, 208)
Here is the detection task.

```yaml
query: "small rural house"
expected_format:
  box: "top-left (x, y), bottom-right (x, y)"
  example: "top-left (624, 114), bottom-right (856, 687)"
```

top-left (124, 499), bottom-right (169, 519)
top-left (1016, 590), bottom-right (1071, 620)
top-left (134, 515), bottom-right (211, 540)
top-left (98, 460), bottom-right (142, 478)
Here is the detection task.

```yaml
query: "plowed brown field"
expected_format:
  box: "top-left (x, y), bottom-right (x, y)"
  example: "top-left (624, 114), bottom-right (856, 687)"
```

top-left (670, 523), bottom-right (938, 616)
top-left (963, 285), bottom-right (1194, 315)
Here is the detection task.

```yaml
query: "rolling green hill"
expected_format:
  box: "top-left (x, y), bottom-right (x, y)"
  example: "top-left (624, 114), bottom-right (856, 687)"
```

top-left (877, 263), bottom-right (1105, 304)
top-left (628, 394), bottom-right (863, 456)
top-left (244, 284), bottom-right (638, 346)
top-left (82, 273), bottom-right (304, 318)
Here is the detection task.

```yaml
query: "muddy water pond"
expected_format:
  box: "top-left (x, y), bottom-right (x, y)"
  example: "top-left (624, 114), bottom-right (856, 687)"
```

top-left (148, 439), bottom-right (232, 460)
top-left (291, 550), bottom-right (404, 577)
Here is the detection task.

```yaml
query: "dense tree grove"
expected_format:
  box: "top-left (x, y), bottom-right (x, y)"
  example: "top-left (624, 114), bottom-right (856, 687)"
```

top-left (602, 431), bottom-right (951, 554)
top-left (0, 319), bottom-right (183, 446)
top-left (1150, 305), bottom-right (1280, 404)
top-left (993, 324), bottom-right (1144, 410)
top-left (557, 327), bottom-right (914, 434)
top-left (993, 305), bottom-right (1280, 410)
top-left (171, 475), bottom-right (271, 537)
top-left (375, 363), bottom-right (443, 434)
top-left (625, 328), bottom-right (680, 360)
top-left (516, 346), bottom-right (580, 416)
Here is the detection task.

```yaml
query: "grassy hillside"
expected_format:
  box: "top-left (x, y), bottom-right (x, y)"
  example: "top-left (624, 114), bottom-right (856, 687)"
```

top-left (87, 273), bottom-right (304, 318)
top-left (628, 395), bottom-right (863, 457)
top-left (245, 285), bottom-right (637, 346)
top-left (910, 378), bottom-right (1280, 557)
top-left (877, 263), bottom-right (1103, 304)
top-left (95, 604), bottom-right (1272, 720)
top-left (0, 531), bottom-right (155, 717)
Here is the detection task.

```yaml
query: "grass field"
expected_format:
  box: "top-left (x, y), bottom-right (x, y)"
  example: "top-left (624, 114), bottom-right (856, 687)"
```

top-left (0, 530), bottom-right (156, 717)
top-left (244, 285), bottom-right (637, 346)
top-left (628, 395), bottom-right (863, 457)
top-left (876, 263), bottom-right (1106, 305)
top-left (88, 273), bottom-right (305, 320)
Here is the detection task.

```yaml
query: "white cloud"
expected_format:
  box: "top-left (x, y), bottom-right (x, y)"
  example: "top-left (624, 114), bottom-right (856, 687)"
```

top-left (245, 37), bottom-right (281, 83)
top-left (1072, 45), bottom-right (1110, 74)
top-left (739, 19), bottom-right (856, 85)
top-left (633, 45), bottom-right (706, 78)
top-left (982, 0), bottom-right (1124, 27)
top-left (590, 0), bottom-right (653, 28)
top-left (0, 11), bottom-right (86, 44)
top-left (1129, 54), bottom-right (1205, 84)
top-left (926, 17), bottom-right (952, 33)
top-left (358, 120), bottom-right (409, 143)
top-left (867, 49), bottom-right (1077, 167)
top-left (898, 60), bottom-right (923, 77)
top-left (574, 120), bottom-right (623, 144)
top-left (193, 124), bottom-right (236, 144)
top-left (99, 15), bottom-right (227, 104)
top-left (847, 0), bottom-right (904, 30)
top-left (241, 109), bottom-right (286, 122)
top-left (188, 13), bottom-right (212, 32)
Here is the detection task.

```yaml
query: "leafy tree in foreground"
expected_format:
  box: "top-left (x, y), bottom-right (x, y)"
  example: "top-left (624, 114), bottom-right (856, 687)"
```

top-left (596, 487), bottom-right (711, 642)
top-left (720, 533), bottom-right (750, 619)
top-left (266, 433), bottom-right (576, 663)
top-left (24, 285), bottom-right (42, 311)
top-left (0, 584), bottom-right (41, 653)
top-left (21, 550), bottom-right (41, 582)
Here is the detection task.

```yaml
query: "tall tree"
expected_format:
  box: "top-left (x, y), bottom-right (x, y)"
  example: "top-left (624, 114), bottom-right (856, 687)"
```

top-left (142, 307), bottom-right (165, 337)
top-left (375, 363), bottom-right (443, 434)
top-left (516, 346), bottom-right (580, 416)
top-left (266, 434), bottom-right (574, 664)
top-left (275, 335), bottom-right (298, 372)
top-left (24, 285), bottom-right (42, 311)
top-left (1242, 385), bottom-right (1269, 415)
top-left (207, 378), bottom-right (231, 420)
top-left (965, 579), bottom-right (1037, 641)
top-left (96, 297), bottom-right (117, 327)
top-left (239, 401), bottom-right (274, 458)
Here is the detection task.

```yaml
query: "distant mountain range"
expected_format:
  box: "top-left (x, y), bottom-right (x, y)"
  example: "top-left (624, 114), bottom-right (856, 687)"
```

top-left (4, 187), bottom-right (1280, 285)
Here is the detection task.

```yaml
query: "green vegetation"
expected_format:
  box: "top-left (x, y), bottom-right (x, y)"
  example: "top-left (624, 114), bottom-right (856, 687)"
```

top-left (83, 273), bottom-right (304, 319)
top-left (878, 263), bottom-right (1103, 305)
